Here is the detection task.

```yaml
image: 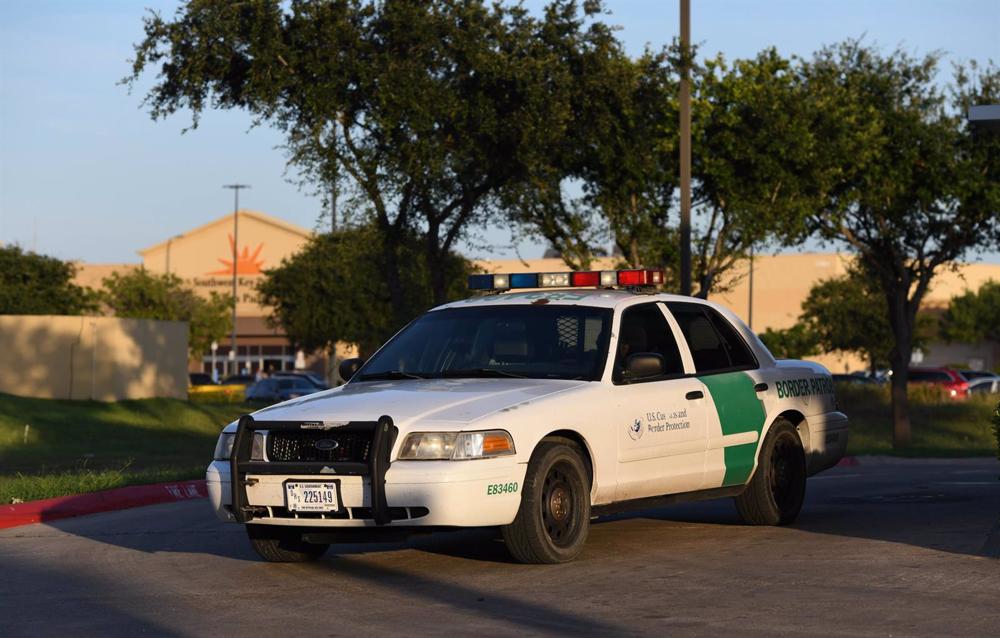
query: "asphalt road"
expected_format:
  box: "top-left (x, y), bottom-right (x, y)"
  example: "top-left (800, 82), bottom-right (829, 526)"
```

top-left (1, 457), bottom-right (998, 637)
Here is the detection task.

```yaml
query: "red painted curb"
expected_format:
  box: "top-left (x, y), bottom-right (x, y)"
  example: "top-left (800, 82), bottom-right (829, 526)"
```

top-left (0, 479), bottom-right (207, 530)
top-left (836, 456), bottom-right (860, 467)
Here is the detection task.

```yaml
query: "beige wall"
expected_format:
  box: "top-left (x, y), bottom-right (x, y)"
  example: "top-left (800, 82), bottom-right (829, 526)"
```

top-left (0, 315), bottom-right (188, 401)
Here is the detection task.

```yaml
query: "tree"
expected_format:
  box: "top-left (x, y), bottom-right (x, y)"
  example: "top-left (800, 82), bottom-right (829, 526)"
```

top-left (0, 245), bottom-right (97, 315)
top-left (101, 269), bottom-right (232, 360)
top-left (801, 42), bottom-right (1000, 446)
top-left (798, 271), bottom-right (936, 372)
top-left (799, 271), bottom-right (895, 371)
top-left (939, 280), bottom-right (1000, 344)
top-left (689, 49), bottom-right (820, 295)
top-left (257, 226), bottom-right (469, 357)
top-left (126, 0), bottom-right (605, 324)
top-left (758, 324), bottom-right (819, 360)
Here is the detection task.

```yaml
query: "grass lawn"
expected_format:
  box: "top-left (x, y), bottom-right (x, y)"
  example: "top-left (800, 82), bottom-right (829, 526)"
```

top-left (841, 385), bottom-right (999, 457)
top-left (0, 393), bottom-right (247, 503)
top-left (1, 387), bottom-right (997, 503)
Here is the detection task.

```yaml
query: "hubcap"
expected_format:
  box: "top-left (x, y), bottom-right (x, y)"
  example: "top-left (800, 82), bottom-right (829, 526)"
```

top-left (541, 462), bottom-right (578, 547)
top-left (549, 486), bottom-right (571, 521)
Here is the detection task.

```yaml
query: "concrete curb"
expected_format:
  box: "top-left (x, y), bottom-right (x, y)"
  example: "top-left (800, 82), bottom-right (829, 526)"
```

top-left (0, 479), bottom-right (207, 530)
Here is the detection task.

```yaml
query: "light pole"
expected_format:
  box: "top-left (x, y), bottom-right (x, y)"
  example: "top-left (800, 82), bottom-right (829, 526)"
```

top-left (747, 246), bottom-right (755, 330)
top-left (678, 0), bottom-right (692, 296)
top-left (210, 340), bottom-right (218, 381)
top-left (222, 183), bottom-right (250, 376)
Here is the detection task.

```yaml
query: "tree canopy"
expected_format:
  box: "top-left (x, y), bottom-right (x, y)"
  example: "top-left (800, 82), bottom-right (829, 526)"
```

top-left (939, 280), bottom-right (1000, 345)
top-left (0, 246), bottom-right (97, 315)
top-left (257, 226), bottom-right (469, 357)
top-left (758, 324), bottom-right (819, 361)
top-left (800, 41), bottom-right (1000, 445)
top-left (101, 269), bottom-right (232, 360)
top-left (127, 0), bottom-right (614, 323)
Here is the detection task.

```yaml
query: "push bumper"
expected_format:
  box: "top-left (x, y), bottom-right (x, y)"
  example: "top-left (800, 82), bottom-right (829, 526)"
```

top-left (207, 414), bottom-right (526, 528)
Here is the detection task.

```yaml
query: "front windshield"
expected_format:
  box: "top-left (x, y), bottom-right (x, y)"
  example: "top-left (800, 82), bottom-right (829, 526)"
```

top-left (358, 305), bottom-right (613, 381)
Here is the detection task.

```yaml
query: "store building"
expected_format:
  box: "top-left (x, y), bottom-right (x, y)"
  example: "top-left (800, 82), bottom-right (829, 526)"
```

top-left (75, 209), bottom-right (1000, 379)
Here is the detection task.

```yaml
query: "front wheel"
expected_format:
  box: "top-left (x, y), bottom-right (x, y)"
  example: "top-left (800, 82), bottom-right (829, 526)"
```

top-left (246, 524), bottom-right (329, 562)
top-left (734, 420), bottom-right (806, 526)
top-left (502, 438), bottom-right (591, 564)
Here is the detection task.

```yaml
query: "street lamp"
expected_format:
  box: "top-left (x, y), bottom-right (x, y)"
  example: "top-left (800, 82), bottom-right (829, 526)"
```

top-left (222, 183), bottom-right (250, 378)
top-left (211, 340), bottom-right (218, 381)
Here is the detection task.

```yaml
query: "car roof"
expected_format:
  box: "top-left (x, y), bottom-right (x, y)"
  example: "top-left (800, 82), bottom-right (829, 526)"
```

top-left (433, 289), bottom-right (715, 311)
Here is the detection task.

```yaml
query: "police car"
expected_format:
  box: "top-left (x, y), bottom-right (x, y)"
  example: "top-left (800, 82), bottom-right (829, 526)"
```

top-left (208, 269), bottom-right (848, 564)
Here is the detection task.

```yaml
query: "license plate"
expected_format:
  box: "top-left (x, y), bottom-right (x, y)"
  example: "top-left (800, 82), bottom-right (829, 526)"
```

top-left (285, 482), bottom-right (340, 512)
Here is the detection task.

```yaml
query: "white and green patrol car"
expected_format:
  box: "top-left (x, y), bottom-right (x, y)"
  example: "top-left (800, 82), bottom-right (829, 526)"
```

top-left (208, 269), bottom-right (848, 564)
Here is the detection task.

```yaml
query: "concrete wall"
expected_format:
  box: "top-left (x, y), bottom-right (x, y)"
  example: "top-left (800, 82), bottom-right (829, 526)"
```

top-left (0, 315), bottom-right (188, 401)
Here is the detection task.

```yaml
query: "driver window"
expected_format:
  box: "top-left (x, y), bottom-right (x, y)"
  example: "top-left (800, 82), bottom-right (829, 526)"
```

top-left (614, 303), bottom-right (684, 382)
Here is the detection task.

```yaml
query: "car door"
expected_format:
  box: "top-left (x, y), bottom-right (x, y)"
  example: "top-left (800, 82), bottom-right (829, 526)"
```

top-left (665, 302), bottom-right (764, 491)
top-left (613, 302), bottom-right (710, 501)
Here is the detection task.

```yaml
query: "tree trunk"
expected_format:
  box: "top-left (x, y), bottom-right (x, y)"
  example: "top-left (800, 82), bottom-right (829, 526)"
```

top-left (888, 347), bottom-right (912, 447)
top-left (429, 252), bottom-right (448, 307)
top-left (380, 230), bottom-right (407, 330)
top-left (885, 287), bottom-right (913, 448)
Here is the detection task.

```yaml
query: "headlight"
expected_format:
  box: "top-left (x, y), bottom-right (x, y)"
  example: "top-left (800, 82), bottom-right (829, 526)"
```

top-left (398, 430), bottom-right (515, 460)
top-left (213, 432), bottom-right (235, 461)
top-left (213, 431), bottom-right (265, 461)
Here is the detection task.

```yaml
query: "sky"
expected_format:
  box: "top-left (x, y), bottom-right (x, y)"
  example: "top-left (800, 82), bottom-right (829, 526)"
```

top-left (1, 0), bottom-right (998, 265)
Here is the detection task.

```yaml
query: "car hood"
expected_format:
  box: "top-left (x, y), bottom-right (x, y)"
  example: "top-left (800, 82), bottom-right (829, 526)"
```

top-left (246, 377), bottom-right (587, 428)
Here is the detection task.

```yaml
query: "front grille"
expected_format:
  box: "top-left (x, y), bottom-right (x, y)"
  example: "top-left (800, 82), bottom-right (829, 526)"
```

top-left (267, 430), bottom-right (372, 463)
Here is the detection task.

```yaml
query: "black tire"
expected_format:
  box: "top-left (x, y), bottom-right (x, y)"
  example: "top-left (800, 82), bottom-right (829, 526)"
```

top-left (502, 438), bottom-right (591, 564)
top-left (246, 524), bottom-right (329, 562)
top-left (734, 420), bottom-right (807, 526)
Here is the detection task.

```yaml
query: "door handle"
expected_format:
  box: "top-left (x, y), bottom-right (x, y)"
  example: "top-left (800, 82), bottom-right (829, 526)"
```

top-left (754, 383), bottom-right (768, 392)
top-left (685, 390), bottom-right (704, 400)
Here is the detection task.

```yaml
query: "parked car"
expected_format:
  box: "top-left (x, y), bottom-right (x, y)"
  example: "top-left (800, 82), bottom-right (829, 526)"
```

top-left (958, 369), bottom-right (999, 383)
top-left (967, 378), bottom-right (1000, 395)
top-left (245, 377), bottom-right (321, 404)
top-left (907, 367), bottom-right (969, 399)
top-left (271, 370), bottom-right (330, 390)
top-left (832, 373), bottom-right (878, 385)
top-left (222, 374), bottom-right (255, 386)
top-left (189, 373), bottom-right (216, 386)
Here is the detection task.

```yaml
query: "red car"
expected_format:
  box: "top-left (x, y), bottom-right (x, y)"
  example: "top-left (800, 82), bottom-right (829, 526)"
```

top-left (907, 367), bottom-right (970, 399)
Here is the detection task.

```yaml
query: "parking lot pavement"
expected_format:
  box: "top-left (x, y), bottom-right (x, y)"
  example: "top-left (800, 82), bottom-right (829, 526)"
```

top-left (1, 457), bottom-right (998, 637)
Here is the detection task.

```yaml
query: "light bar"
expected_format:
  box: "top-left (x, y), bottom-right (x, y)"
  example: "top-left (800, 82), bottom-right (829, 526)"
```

top-left (468, 269), bottom-right (666, 291)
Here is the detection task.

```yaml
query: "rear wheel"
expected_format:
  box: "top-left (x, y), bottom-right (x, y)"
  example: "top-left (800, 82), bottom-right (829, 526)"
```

top-left (502, 438), bottom-right (591, 564)
top-left (734, 420), bottom-right (806, 526)
top-left (246, 524), bottom-right (329, 562)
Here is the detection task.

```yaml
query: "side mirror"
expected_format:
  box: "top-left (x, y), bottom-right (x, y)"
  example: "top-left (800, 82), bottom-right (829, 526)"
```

top-left (624, 352), bottom-right (664, 382)
top-left (338, 357), bottom-right (365, 382)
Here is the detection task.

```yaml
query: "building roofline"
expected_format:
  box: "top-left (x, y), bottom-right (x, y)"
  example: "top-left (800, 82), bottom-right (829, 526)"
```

top-left (137, 210), bottom-right (312, 256)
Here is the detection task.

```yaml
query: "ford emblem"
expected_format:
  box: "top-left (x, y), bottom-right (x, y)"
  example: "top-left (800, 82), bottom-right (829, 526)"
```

top-left (314, 438), bottom-right (339, 451)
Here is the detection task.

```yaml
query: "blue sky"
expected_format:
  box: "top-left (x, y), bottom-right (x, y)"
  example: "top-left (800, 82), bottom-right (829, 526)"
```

top-left (1, 0), bottom-right (998, 264)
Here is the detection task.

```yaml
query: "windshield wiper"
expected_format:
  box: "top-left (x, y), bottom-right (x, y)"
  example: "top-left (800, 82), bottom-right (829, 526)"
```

top-left (357, 370), bottom-right (428, 381)
top-left (441, 368), bottom-right (529, 379)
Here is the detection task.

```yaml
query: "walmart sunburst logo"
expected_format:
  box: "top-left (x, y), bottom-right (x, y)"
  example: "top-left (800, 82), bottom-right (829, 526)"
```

top-left (207, 234), bottom-right (265, 275)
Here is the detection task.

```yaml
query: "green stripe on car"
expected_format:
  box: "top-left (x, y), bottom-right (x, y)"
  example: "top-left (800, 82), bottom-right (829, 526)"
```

top-left (699, 371), bottom-right (767, 486)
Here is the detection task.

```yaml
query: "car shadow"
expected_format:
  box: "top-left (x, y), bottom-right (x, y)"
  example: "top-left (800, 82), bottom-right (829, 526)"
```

top-left (19, 459), bottom-right (1000, 567)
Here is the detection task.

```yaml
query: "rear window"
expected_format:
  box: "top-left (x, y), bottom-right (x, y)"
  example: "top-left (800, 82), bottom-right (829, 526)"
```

top-left (666, 302), bottom-right (757, 374)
